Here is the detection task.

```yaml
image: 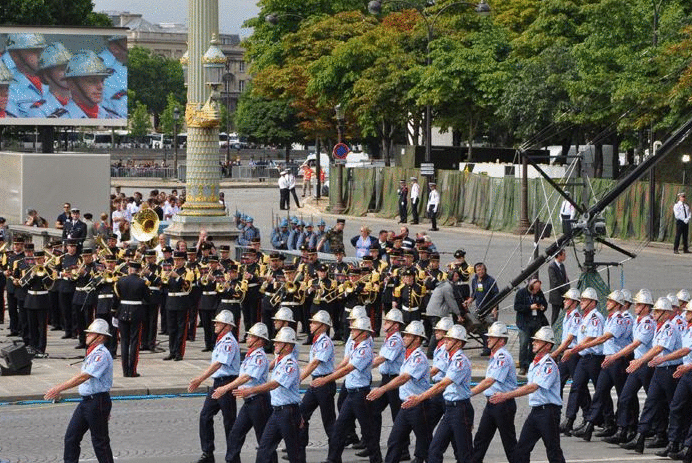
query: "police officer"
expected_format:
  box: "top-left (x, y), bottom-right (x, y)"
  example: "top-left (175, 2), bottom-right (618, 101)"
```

top-left (397, 179), bottom-right (408, 223)
top-left (313, 317), bottom-right (382, 463)
top-left (470, 321), bottom-right (518, 463)
top-left (3, 33), bottom-right (46, 117)
top-left (60, 50), bottom-right (119, 119)
top-left (490, 326), bottom-right (565, 463)
top-left (212, 323), bottom-right (275, 463)
top-left (115, 261), bottom-right (151, 377)
top-left (188, 310), bottom-right (240, 463)
top-left (29, 41), bottom-right (72, 118)
top-left (367, 320), bottom-right (431, 463)
top-left (561, 287), bottom-right (604, 435)
top-left (235, 326), bottom-right (302, 463)
top-left (571, 290), bottom-right (629, 440)
top-left (621, 296), bottom-right (682, 453)
top-left (602, 289), bottom-right (656, 444)
top-left (298, 310), bottom-right (336, 462)
top-left (45, 319), bottom-right (114, 463)
top-left (402, 324), bottom-right (473, 463)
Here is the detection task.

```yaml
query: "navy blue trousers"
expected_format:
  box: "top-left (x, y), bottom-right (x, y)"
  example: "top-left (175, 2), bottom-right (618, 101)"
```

top-left (558, 354), bottom-right (591, 414)
top-left (64, 393), bottom-right (114, 463)
top-left (586, 357), bottom-right (626, 424)
top-left (256, 404), bottom-right (301, 463)
top-left (299, 381), bottom-right (336, 462)
top-left (565, 354), bottom-right (602, 420)
top-left (472, 399), bottom-right (517, 463)
top-left (616, 364), bottom-right (652, 428)
top-left (428, 399), bottom-right (474, 463)
top-left (514, 404), bottom-right (565, 463)
top-left (327, 388), bottom-right (381, 463)
top-left (226, 393), bottom-right (274, 463)
top-left (200, 376), bottom-right (237, 454)
top-left (384, 402), bottom-right (431, 463)
top-left (637, 365), bottom-right (679, 434)
top-left (668, 371), bottom-right (692, 443)
top-left (372, 374), bottom-right (406, 450)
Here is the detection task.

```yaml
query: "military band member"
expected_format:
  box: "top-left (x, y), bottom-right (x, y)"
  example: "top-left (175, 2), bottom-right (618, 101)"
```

top-left (57, 239), bottom-right (82, 340)
top-left (236, 326), bottom-right (302, 463)
top-left (115, 262), bottom-right (151, 377)
top-left (216, 264), bottom-right (247, 340)
top-left (186, 248), bottom-right (202, 342)
top-left (15, 242), bottom-right (34, 344)
top-left (490, 326), bottom-right (566, 463)
top-left (162, 251), bottom-right (193, 361)
top-left (141, 251), bottom-right (162, 352)
top-left (218, 244), bottom-right (234, 270)
top-left (368, 320), bottom-right (431, 463)
top-left (4, 237), bottom-right (25, 336)
top-left (212, 323), bottom-right (274, 463)
top-left (72, 248), bottom-right (96, 349)
top-left (470, 322), bottom-right (518, 463)
top-left (393, 268), bottom-right (426, 324)
top-left (298, 311), bottom-right (336, 462)
top-left (189, 310), bottom-right (240, 463)
top-left (241, 248), bottom-right (263, 337)
top-left (199, 256), bottom-right (221, 351)
top-left (22, 250), bottom-right (54, 356)
top-left (93, 256), bottom-right (119, 356)
top-left (45, 319), bottom-right (114, 463)
top-left (276, 264), bottom-right (305, 327)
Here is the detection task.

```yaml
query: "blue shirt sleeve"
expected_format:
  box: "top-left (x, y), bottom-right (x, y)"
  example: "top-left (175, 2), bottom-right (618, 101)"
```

top-left (656, 326), bottom-right (678, 351)
top-left (402, 352), bottom-right (428, 380)
top-left (584, 314), bottom-right (603, 337)
top-left (313, 337), bottom-right (333, 363)
top-left (350, 345), bottom-right (372, 372)
top-left (244, 353), bottom-right (267, 381)
top-left (83, 351), bottom-right (109, 379)
top-left (487, 352), bottom-right (510, 383)
top-left (215, 339), bottom-right (238, 367)
top-left (275, 358), bottom-right (299, 389)
top-left (446, 354), bottom-right (471, 386)
top-left (532, 360), bottom-right (559, 390)
top-left (380, 336), bottom-right (403, 361)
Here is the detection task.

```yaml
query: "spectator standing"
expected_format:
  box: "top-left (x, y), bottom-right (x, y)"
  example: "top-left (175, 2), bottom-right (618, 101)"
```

top-left (514, 278), bottom-right (549, 375)
top-left (397, 179), bottom-right (408, 224)
top-left (278, 170), bottom-right (290, 210)
top-left (410, 177), bottom-right (420, 224)
top-left (111, 199), bottom-right (126, 236)
top-left (55, 202), bottom-right (71, 229)
top-left (350, 226), bottom-right (373, 258)
top-left (427, 182), bottom-right (440, 231)
top-left (466, 262), bottom-right (499, 356)
top-left (302, 165), bottom-right (313, 198)
top-left (673, 191), bottom-right (691, 254)
top-left (560, 194), bottom-right (576, 235)
top-left (548, 249), bottom-right (569, 325)
top-left (0, 216), bottom-right (8, 241)
top-left (287, 170), bottom-right (301, 208)
top-left (82, 213), bottom-right (96, 249)
top-left (94, 213), bottom-right (111, 242)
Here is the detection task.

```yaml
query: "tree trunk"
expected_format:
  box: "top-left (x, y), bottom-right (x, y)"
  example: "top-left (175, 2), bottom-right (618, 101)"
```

top-left (284, 145), bottom-right (291, 163)
top-left (594, 142), bottom-right (603, 178)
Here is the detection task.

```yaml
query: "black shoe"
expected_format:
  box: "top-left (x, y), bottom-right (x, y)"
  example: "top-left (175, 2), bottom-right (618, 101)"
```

top-left (685, 250), bottom-right (692, 254)
top-left (6, 331), bottom-right (20, 337)
top-left (646, 434), bottom-right (668, 448)
top-left (163, 354), bottom-right (175, 361)
top-left (573, 422), bottom-right (594, 441)
top-left (656, 441), bottom-right (680, 457)
top-left (594, 423), bottom-right (617, 438)
top-left (670, 445), bottom-right (692, 460)
top-left (50, 326), bottom-right (62, 331)
top-left (603, 427), bottom-right (628, 444)
top-left (351, 439), bottom-right (366, 450)
top-left (175, 355), bottom-right (183, 361)
top-left (559, 417), bottom-right (574, 435)
top-left (429, 228), bottom-right (439, 231)
top-left (343, 433), bottom-right (359, 447)
top-left (621, 432), bottom-right (645, 453)
top-left (400, 452), bottom-right (411, 461)
top-left (572, 420), bottom-right (588, 433)
top-left (410, 458), bottom-right (424, 463)
top-left (195, 452), bottom-right (215, 463)
top-left (675, 250), bottom-right (681, 254)
top-left (518, 367), bottom-right (528, 376)
top-left (355, 449), bottom-right (369, 457)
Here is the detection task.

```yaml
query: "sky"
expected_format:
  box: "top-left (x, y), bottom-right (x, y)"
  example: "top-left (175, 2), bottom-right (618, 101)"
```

top-left (92, 0), bottom-right (260, 36)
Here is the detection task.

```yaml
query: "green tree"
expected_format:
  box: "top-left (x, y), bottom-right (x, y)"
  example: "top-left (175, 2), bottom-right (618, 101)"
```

top-left (0, 0), bottom-right (110, 25)
top-left (130, 102), bottom-right (152, 139)
top-left (160, 93), bottom-right (184, 136)
top-left (128, 46), bottom-right (185, 120)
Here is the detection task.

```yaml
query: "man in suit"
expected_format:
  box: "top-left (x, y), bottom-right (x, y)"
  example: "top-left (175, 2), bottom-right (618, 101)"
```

top-left (548, 249), bottom-right (569, 325)
top-left (514, 278), bottom-right (549, 375)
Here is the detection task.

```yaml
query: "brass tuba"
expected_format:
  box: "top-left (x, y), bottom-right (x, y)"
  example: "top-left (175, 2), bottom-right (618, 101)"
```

top-left (131, 209), bottom-right (160, 244)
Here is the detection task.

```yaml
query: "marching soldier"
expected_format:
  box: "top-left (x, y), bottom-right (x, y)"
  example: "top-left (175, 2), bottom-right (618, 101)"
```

top-left (489, 326), bottom-right (566, 463)
top-left (212, 323), bottom-right (274, 463)
top-left (271, 219), bottom-right (290, 250)
top-left (393, 268), bottom-right (426, 324)
top-left (427, 317), bottom-right (455, 430)
top-left (162, 251), bottom-right (194, 361)
top-left (188, 310), bottom-right (240, 463)
top-left (22, 250), bottom-right (54, 357)
top-left (115, 261), bottom-right (151, 377)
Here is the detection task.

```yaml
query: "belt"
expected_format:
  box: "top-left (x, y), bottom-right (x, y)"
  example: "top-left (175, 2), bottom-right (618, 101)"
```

top-left (311, 374), bottom-right (329, 379)
top-left (168, 292), bottom-right (188, 297)
top-left (579, 354), bottom-right (604, 359)
top-left (532, 404), bottom-right (560, 410)
top-left (264, 292), bottom-right (275, 297)
top-left (347, 386), bottom-right (370, 393)
top-left (120, 300), bottom-right (143, 305)
top-left (281, 302), bottom-right (301, 306)
top-left (401, 305), bottom-right (419, 312)
top-left (221, 299), bottom-right (241, 304)
top-left (27, 290), bottom-right (49, 295)
top-left (657, 364), bottom-right (680, 370)
top-left (247, 283), bottom-right (259, 287)
top-left (445, 399), bottom-right (471, 407)
top-left (244, 394), bottom-right (266, 403)
top-left (75, 287), bottom-right (88, 291)
top-left (98, 294), bottom-right (114, 299)
top-left (149, 286), bottom-right (161, 291)
top-left (202, 291), bottom-right (217, 296)
top-left (81, 392), bottom-right (110, 400)
top-left (272, 404), bottom-right (299, 411)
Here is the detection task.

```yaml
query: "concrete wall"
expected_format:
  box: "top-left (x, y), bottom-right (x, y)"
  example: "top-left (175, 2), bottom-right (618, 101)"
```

top-left (0, 152), bottom-right (110, 225)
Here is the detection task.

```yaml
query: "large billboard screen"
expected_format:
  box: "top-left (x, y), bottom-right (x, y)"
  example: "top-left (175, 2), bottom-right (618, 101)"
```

top-left (0, 26), bottom-right (128, 126)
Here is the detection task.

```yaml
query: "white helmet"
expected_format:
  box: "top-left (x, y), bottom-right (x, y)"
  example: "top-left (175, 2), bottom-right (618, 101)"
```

top-left (607, 290), bottom-right (624, 306)
top-left (273, 307), bottom-right (295, 323)
top-left (213, 310), bottom-right (236, 327)
top-left (532, 326), bottom-right (555, 344)
top-left (84, 318), bottom-right (111, 337)
top-left (350, 317), bottom-right (374, 333)
top-left (383, 308), bottom-right (404, 324)
top-left (563, 288), bottom-right (581, 302)
top-left (434, 317), bottom-right (454, 332)
top-left (310, 310), bottom-right (332, 327)
top-left (445, 324), bottom-right (467, 342)
top-left (581, 287), bottom-right (599, 301)
top-left (272, 326), bottom-right (298, 344)
top-left (667, 293), bottom-right (680, 308)
top-left (486, 321), bottom-right (509, 338)
top-left (402, 320), bottom-right (427, 340)
top-left (634, 289), bottom-right (654, 306)
top-left (247, 322), bottom-right (269, 341)
top-left (677, 289), bottom-right (691, 304)
top-left (653, 297), bottom-right (674, 312)
top-left (348, 306), bottom-right (368, 320)
top-left (620, 289), bottom-right (633, 304)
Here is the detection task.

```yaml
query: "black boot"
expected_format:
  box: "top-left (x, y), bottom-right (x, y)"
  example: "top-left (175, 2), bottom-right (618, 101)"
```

top-left (567, 419), bottom-right (587, 437)
top-left (595, 422), bottom-right (618, 438)
top-left (603, 427), bottom-right (628, 444)
top-left (621, 432), bottom-right (645, 453)
top-left (646, 434), bottom-right (668, 449)
top-left (559, 417), bottom-right (574, 435)
top-left (573, 422), bottom-right (594, 441)
top-left (195, 453), bottom-right (215, 463)
top-left (669, 445), bottom-right (692, 461)
top-left (655, 441), bottom-right (680, 457)
top-left (351, 438), bottom-right (367, 450)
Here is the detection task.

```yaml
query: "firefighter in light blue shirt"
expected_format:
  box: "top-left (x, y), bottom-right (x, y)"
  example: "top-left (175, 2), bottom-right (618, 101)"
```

top-left (212, 323), bottom-right (274, 463)
top-left (44, 319), bottom-right (114, 463)
top-left (470, 321), bottom-right (518, 463)
top-left (99, 35), bottom-right (128, 118)
top-left (402, 324), bottom-right (473, 463)
top-left (490, 326), bottom-right (565, 463)
top-left (622, 296), bottom-right (683, 453)
top-left (427, 317), bottom-right (454, 431)
top-left (29, 42), bottom-right (72, 118)
top-left (3, 33), bottom-right (46, 117)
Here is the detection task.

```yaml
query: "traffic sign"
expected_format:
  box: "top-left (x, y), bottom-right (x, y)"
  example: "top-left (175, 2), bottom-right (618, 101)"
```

top-left (420, 163), bottom-right (435, 176)
top-left (333, 143), bottom-right (350, 161)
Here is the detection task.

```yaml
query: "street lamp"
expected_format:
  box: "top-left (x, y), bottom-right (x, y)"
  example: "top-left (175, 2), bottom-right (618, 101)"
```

top-left (173, 106), bottom-right (180, 178)
top-left (368, 0), bottom-right (490, 163)
top-left (683, 154), bottom-right (690, 185)
top-left (332, 104), bottom-right (347, 214)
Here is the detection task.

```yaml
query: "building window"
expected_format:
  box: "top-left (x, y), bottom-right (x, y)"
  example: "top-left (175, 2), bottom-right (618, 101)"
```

top-left (238, 80), bottom-right (245, 92)
top-left (239, 61), bottom-right (245, 72)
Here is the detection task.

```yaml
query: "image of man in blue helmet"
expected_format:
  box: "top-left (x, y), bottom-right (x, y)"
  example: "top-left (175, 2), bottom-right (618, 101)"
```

top-left (0, 60), bottom-right (17, 118)
top-left (59, 50), bottom-right (121, 119)
top-left (29, 42), bottom-right (72, 118)
top-left (2, 33), bottom-right (47, 117)
top-left (99, 35), bottom-right (128, 118)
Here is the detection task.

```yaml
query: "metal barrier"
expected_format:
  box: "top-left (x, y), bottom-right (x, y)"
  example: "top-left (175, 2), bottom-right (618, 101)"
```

top-left (110, 166), bottom-right (186, 181)
top-left (229, 165), bottom-right (280, 181)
